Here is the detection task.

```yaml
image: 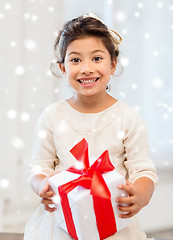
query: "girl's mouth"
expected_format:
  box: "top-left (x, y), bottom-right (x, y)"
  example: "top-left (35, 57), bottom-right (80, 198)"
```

top-left (77, 77), bottom-right (99, 85)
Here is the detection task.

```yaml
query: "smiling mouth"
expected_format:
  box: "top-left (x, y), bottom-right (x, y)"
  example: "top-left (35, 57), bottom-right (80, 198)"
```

top-left (77, 77), bottom-right (99, 84)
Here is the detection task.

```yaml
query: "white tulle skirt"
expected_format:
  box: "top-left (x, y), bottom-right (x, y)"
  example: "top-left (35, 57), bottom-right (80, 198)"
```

top-left (24, 204), bottom-right (154, 240)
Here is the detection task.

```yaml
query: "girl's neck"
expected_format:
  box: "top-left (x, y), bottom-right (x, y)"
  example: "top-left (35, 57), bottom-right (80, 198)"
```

top-left (67, 92), bottom-right (117, 114)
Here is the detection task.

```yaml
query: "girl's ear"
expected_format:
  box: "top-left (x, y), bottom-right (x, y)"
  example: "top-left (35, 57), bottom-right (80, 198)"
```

top-left (111, 58), bottom-right (117, 75)
top-left (59, 63), bottom-right (66, 74)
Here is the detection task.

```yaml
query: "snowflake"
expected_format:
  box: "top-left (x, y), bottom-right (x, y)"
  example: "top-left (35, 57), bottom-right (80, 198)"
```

top-left (48, 6), bottom-right (54, 12)
top-left (54, 88), bottom-right (60, 93)
top-left (153, 51), bottom-right (159, 57)
top-left (122, 29), bottom-right (127, 35)
top-left (134, 106), bottom-right (141, 112)
top-left (7, 109), bottom-right (17, 119)
top-left (163, 113), bottom-right (169, 119)
top-left (57, 120), bottom-right (69, 133)
top-left (32, 165), bottom-right (43, 176)
top-left (15, 66), bottom-right (25, 76)
top-left (52, 195), bottom-right (60, 205)
top-left (4, 3), bottom-right (12, 10)
top-left (132, 83), bottom-right (138, 89)
top-left (0, 13), bottom-right (4, 19)
top-left (134, 12), bottom-right (140, 18)
top-left (120, 57), bottom-right (129, 67)
top-left (107, 0), bottom-right (112, 4)
top-left (31, 14), bottom-right (38, 21)
top-left (117, 130), bottom-right (125, 139)
top-left (138, 3), bottom-right (144, 8)
top-left (119, 92), bottom-right (126, 98)
top-left (115, 11), bottom-right (126, 22)
top-left (144, 33), bottom-right (150, 39)
top-left (46, 70), bottom-right (52, 76)
top-left (164, 161), bottom-right (169, 166)
top-left (24, 13), bottom-right (30, 19)
top-left (20, 112), bottom-right (31, 122)
top-left (32, 86), bottom-right (37, 92)
top-left (169, 5), bottom-right (173, 11)
top-left (24, 39), bottom-right (37, 51)
top-left (0, 178), bottom-right (10, 189)
top-left (151, 78), bottom-right (164, 89)
top-left (151, 148), bottom-right (156, 153)
top-left (16, 210), bottom-right (21, 215)
top-left (10, 41), bottom-right (17, 47)
top-left (12, 138), bottom-right (24, 149)
top-left (38, 129), bottom-right (47, 139)
top-left (157, 2), bottom-right (163, 8)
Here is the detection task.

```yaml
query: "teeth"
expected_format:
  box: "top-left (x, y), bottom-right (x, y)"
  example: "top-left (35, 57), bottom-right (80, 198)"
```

top-left (79, 78), bottom-right (98, 84)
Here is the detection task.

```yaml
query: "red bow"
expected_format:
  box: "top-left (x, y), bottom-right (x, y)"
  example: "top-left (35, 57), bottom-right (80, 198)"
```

top-left (58, 138), bottom-right (117, 240)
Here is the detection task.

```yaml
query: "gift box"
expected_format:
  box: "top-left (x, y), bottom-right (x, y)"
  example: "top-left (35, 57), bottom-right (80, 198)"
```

top-left (48, 139), bottom-right (131, 240)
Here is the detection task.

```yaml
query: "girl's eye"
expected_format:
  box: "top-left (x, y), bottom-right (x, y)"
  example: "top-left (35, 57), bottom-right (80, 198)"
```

top-left (71, 58), bottom-right (80, 63)
top-left (93, 56), bottom-right (103, 62)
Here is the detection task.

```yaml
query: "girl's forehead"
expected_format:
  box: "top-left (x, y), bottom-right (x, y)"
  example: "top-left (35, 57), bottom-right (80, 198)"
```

top-left (66, 36), bottom-right (107, 54)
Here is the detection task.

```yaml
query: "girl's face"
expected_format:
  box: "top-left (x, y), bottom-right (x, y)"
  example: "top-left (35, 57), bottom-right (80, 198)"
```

top-left (59, 36), bottom-right (117, 98)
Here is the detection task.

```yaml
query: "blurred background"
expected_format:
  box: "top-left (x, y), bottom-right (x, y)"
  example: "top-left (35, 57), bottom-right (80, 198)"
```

top-left (0, 0), bottom-right (173, 238)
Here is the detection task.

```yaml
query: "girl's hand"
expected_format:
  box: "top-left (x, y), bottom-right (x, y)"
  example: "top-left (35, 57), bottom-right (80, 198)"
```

top-left (38, 173), bottom-right (59, 213)
top-left (116, 180), bottom-right (149, 218)
top-left (39, 178), bottom-right (57, 212)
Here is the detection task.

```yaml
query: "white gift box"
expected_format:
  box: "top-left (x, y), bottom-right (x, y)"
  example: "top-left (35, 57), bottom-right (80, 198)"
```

top-left (48, 169), bottom-right (131, 240)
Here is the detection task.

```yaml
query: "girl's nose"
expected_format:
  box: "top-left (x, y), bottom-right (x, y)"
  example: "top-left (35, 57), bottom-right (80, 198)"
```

top-left (80, 61), bottom-right (94, 74)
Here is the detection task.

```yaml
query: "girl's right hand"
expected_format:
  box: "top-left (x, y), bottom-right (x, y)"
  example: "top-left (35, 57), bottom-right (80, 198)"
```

top-left (38, 176), bottom-right (57, 213)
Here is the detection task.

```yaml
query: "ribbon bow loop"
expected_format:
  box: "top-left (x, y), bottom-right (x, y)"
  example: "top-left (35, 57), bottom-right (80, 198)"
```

top-left (69, 138), bottom-right (115, 174)
top-left (70, 138), bottom-right (89, 169)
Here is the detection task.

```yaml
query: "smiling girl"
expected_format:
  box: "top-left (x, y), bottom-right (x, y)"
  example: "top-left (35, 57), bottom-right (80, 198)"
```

top-left (24, 13), bottom-right (158, 240)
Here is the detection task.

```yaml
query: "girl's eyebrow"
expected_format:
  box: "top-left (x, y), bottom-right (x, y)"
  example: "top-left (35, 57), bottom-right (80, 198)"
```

top-left (68, 51), bottom-right (81, 56)
top-left (68, 49), bottom-right (105, 56)
top-left (91, 50), bottom-right (106, 54)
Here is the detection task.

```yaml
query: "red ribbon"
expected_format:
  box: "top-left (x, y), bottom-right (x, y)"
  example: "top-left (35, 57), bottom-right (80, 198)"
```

top-left (58, 138), bottom-right (117, 240)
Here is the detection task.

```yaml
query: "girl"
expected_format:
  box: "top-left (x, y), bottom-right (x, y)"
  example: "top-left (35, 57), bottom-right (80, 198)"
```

top-left (24, 13), bottom-right (158, 240)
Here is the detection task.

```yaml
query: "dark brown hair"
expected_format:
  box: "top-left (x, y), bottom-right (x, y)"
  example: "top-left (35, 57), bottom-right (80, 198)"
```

top-left (54, 15), bottom-right (119, 63)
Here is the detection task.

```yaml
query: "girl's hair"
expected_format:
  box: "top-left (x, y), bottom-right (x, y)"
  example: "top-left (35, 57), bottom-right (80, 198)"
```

top-left (54, 15), bottom-right (120, 63)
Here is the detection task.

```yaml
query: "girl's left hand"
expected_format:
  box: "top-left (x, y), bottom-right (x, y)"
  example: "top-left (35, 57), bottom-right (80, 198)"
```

top-left (116, 180), bottom-right (146, 218)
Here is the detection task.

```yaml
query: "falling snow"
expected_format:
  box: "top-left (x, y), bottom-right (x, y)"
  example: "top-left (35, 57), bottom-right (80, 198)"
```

top-left (137, 3), bottom-right (144, 8)
top-left (151, 78), bottom-right (164, 89)
top-left (117, 130), bottom-right (125, 139)
top-left (38, 129), bottom-right (47, 139)
top-left (12, 137), bottom-right (24, 149)
top-left (120, 57), bottom-right (129, 67)
top-left (10, 41), bottom-right (17, 47)
top-left (24, 39), bottom-right (37, 51)
top-left (7, 109), bottom-right (17, 119)
top-left (20, 112), bottom-right (31, 122)
top-left (15, 66), bottom-right (25, 76)
top-left (1, 0), bottom-right (173, 232)
top-left (0, 178), bottom-right (10, 189)
top-left (134, 12), bottom-right (140, 18)
top-left (144, 33), bottom-right (150, 39)
top-left (115, 11), bottom-right (126, 22)
top-left (4, 3), bottom-right (12, 10)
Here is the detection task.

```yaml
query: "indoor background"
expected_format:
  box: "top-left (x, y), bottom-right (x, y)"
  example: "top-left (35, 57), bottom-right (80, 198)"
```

top-left (0, 0), bottom-right (173, 238)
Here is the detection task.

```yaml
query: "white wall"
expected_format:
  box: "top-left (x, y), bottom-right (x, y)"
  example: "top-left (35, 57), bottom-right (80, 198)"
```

top-left (138, 169), bottom-right (173, 232)
top-left (0, 0), bottom-right (173, 233)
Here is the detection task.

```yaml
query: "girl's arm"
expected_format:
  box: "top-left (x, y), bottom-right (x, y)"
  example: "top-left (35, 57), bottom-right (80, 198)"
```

top-left (116, 177), bottom-right (154, 218)
top-left (31, 174), bottom-right (57, 212)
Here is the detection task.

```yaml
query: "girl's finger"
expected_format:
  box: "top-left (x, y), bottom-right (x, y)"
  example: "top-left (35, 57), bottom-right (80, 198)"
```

top-left (41, 198), bottom-right (54, 205)
top-left (117, 203), bottom-right (135, 213)
top-left (40, 190), bottom-right (54, 198)
top-left (44, 204), bottom-right (57, 212)
top-left (119, 211), bottom-right (135, 219)
top-left (118, 183), bottom-right (134, 196)
top-left (116, 196), bottom-right (134, 205)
